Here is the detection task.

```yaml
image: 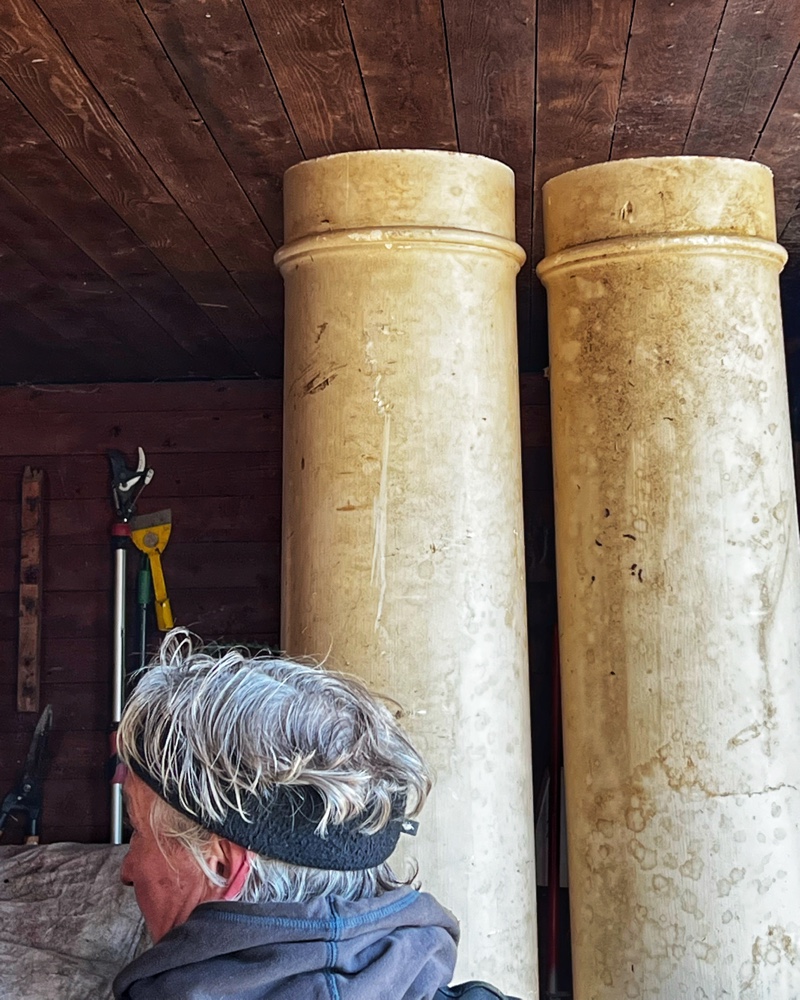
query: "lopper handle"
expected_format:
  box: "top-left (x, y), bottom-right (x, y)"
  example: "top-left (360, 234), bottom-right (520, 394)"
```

top-left (147, 550), bottom-right (174, 631)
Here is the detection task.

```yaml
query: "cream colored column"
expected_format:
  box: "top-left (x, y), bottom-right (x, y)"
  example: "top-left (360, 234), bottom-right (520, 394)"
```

top-left (276, 150), bottom-right (537, 997)
top-left (537, 157), bottom-right (800, 999)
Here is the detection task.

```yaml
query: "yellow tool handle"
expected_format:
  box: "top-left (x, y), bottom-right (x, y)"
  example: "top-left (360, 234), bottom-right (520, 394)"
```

top-left (147, 550), bottom-right (174, 631)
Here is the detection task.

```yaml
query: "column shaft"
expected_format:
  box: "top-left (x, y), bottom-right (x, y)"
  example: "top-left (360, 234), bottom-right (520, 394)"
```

top-left (276, 150), bottom-right (538, 996)
top-left (537, 157), bottom-right (800, 999)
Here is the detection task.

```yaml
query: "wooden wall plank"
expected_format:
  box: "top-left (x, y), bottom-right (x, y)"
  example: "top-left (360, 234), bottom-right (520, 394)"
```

top-left (245, 0), bottom-right (377, 157)
top-left (0, 94), bottom-right (255, 378)
top-left (0, 541), bottom-right (281, 593)
top-left (0, 588), bottom-right (279, 641)
top-left (0, 380), bottom-right (282, 414)
top-left (0, 452), bottom-right (281, 502)
top-left (0, 381), bottom-right (291, 841)
top-left (344, 0), bottom-right (458, 149)
top-left (533, 0), bottom-right (632, 267)
top-left (16, 468), bottom-right (43, 712)
top-left (0, 401), bottom-right (547, 454)
top-left (3, 687), bottom-right (109, 735)
top-left (0, 778), bottom-right (106, 842)
top-left (3, 731), bottom-right (108, 775)
top-left (684, 0), bottom-right (800, 158)
top-left (0, 497), bottom-right (281, 545)
top-left (141, 0), bottom-right (303, 247)
top-left (610, 0), bottom-right (728, 158)
top-left (0, 411), bottom-right (280, 457)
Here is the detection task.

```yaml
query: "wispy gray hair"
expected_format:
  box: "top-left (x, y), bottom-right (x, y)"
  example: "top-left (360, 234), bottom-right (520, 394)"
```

top-left (117, 629), bottom-right (431, 902)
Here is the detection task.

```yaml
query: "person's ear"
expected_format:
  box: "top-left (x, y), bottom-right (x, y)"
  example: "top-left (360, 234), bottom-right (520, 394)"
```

top-left (204, 837), bottom-right (251, 901)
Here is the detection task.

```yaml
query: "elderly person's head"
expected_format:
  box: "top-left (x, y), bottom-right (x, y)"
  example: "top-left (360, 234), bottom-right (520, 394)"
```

top-left (117, 630), bottom-right (430, 943)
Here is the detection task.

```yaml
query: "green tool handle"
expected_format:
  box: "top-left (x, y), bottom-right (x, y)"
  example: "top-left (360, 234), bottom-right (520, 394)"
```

top-left (137, 555), bottom-right (152, 673)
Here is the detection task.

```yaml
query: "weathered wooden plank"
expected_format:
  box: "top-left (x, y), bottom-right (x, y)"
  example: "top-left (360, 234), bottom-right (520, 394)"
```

top-left (444, 0), bottom-right (536, 359)
top-left (0, 633), bottom-right (279, 685)
top-left (245, 0), bottom-right (377, 157)
top-left (31, 0), bottom-right (281, 321)
top-left (755, 56), bottom-right (800, 242)
top-left (533, 0), bottom-right (632, 263)
top-left (0, 732), bottom-right (108, 776)
top-left (0, 452), bottom-right (282, 501)
top-left (141, 0), bottom-right (303, 247)
top-left (0, 17), bottom-right (271, 371)
top-left (0, 541), bottom-right (281, 593)
top-left (0, 242), bottom-right (188, 382)
top-left (0, 304), bottom-right (94, 384)
top-left (0, 586), bottom-right (279, 641)
top-left (0, 408), bottom-right (281, 457)
top-left (3, 686), bottom-right (108, 734)
top-left (519, 373), bottom-right (550, 406)
top-left (0, 380), bottom-right (282, 413)
top-left (0, 93), bottom-right (256, 377)
top-left (0, 496), bottom-right (281, 545)
top-left (0, 177), bottom-right (217, 377)
top-left (344, 0), bottom-right (457, 149)
top-left (0, 777), bottom-right (105, 843)
top-left (684, 0), bottom-right (800, 158)
top-left (16, 467), bottom-right (43, 712)
top-left (610, 0), bottom-right (728, 159)
top-left (0, 400), bottom-right (547, 455)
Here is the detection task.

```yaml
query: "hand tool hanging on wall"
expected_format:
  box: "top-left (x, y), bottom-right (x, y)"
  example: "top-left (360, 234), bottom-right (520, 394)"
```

top-left (135, 554), bottom-right (152, 672)
top-left (17, 467), bottom-right (45, 713)
top-left (107, 447), bottom-right (153, 845)
top-left (0, 705), bottom-right (53, 845)
top-left (129, 509), bottom-right (174, 631)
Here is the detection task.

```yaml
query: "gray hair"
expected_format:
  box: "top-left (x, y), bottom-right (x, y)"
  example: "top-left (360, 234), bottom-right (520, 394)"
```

top-left (118, 629), bottom-right (431, 902)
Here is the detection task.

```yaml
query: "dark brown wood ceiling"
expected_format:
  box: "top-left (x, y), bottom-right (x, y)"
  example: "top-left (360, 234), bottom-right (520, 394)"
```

top-left (1, 0), bottom-right (799, 383)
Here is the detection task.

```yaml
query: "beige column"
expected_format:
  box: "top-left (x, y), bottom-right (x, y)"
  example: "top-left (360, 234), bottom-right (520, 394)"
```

top-left (276, 150), bottom-right (537, 997)
top-left (537, 157), bottom-right (800, 999)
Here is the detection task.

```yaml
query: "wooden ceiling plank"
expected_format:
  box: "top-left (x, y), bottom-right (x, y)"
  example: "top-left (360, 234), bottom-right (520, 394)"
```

top-left (0, 187), bottom-right (206, 377)
top-left (0, 177), bottom-right (250, 380)
top-left (0, 2), bottom-right (274, 367)
top-left (244, 0), bottom-right (377, 158)
top-left (684, 0), bottom-right (800, 158)
top-left (534, 0), bottom-right (633, 262)
top-left (0, 242), bottom-right (147, 380)
top-left (443, 0), bottom-right (536, 364)
top-left (753, 51), bottom-right (800, 237)
top-left (29, 0), bottom-right (277, 275)
top-left (444, 0), bottom-right (536, 249)
top-left (610, 0), bottom-right (728, 159)
top-left (0, 303), bottom-right (96, 383)
top-left (0, 83), bottom-right (263, 375)
top-left (140, 0), bottom-right (304, 247)
top-left (344, 0), bottom-right (458, 149)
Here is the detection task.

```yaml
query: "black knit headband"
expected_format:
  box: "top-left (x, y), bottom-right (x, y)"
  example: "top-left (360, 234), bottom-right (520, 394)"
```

top-left (128, 757), bottom-right (418, 871)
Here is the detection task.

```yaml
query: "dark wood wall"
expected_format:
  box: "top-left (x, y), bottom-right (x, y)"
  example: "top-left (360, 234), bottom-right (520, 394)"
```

top-left (0, 381), bottom-right (282, 843)
top-left (0, 377), bottom-right (554, 844)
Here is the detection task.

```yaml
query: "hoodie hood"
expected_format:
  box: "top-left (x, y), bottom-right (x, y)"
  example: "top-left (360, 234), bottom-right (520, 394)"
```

top-left (113, 887), bottom-right (459, 1000)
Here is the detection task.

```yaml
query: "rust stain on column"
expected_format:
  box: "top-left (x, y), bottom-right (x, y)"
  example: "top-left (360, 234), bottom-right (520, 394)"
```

top-left (276, 150), bottom-right (538, 996)
top-left (537, 157), bottom-right (800, 998)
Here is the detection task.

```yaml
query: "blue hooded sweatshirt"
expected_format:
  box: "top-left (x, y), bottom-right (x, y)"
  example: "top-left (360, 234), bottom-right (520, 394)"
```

top-left (113, 886), bottom-right (459, 999)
